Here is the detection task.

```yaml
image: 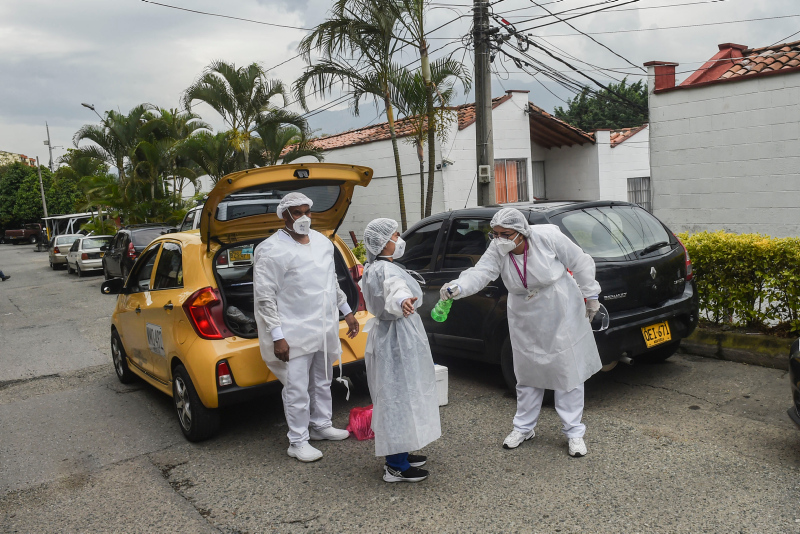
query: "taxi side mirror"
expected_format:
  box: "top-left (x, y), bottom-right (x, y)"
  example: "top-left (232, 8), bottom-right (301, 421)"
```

top-left (101, 278), bottom-right (126, 295)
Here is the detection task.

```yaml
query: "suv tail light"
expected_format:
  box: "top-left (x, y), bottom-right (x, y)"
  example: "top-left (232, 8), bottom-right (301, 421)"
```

top-left (349, 264), bottom-right (366, 312)
top-left (182, 287), bottom-right (231, 340)
top-left (216, 360), bottom-right (233, 387)
top-left (81, 253), bottom-right (89, 260)
top-left (674, 235), bottom-right (693, 281)
top-left (54, 246), bottom-right (60, 254)
top-left (127, 242), bottom-right (137, 260)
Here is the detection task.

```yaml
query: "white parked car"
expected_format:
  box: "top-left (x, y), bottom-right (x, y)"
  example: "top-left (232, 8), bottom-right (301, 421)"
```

top-left (67, 235), bottom-right (114, 277)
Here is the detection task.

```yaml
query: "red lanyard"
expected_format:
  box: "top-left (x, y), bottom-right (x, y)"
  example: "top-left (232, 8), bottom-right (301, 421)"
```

top-left (508, 239), bottom-right (528, 289)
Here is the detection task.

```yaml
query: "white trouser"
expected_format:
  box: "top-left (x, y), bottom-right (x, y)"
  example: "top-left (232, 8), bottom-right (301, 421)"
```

top-left (266, 351), bottom-right (333, 445)
top-left (513, 383), bottom-right (586, 439)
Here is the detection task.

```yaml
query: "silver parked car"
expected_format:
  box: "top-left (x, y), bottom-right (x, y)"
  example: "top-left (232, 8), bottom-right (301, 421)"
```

top-left (66, 235), bottom-right (114, 277)
top-left (48, 234), bottom-right (81, 269)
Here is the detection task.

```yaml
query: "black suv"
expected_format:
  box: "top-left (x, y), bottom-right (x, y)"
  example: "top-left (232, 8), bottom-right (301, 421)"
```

top-left (102, 223), bottom-right (176, 280)
top-left (400, 201), bottom-right (698, 389)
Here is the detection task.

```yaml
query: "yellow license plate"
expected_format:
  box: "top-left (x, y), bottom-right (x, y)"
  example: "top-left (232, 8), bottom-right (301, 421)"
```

top-left (99, 252), bottom-right (104, 257)
top-left (228, 250), bottom-right (251, 262)
top-left (642, 321), bottom-right (672, 348)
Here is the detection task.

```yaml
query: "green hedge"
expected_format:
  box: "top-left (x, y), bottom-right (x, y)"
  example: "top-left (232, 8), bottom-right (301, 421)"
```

top-left (679, 231), bottom-right (800, 335)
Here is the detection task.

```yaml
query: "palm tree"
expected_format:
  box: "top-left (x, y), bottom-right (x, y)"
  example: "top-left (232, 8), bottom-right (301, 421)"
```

top-left (394, 58), bottom-right (471, 217)
top-left (179, 131), bottom-right (237, 186)
top-left (182, 60), bottom-right (306, 170)
top-left (249, 124), bottom-right (325, 167)
top-left (295, 0), bottom-right (411, 230)
top-left (72, 104), bottom-right (153, 188)
top-left (377, 0), bottom-right (439, 217)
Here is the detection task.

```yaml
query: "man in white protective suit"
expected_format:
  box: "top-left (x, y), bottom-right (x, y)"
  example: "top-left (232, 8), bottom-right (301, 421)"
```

top-left (253, 192), bottom-right (360, 462)
top-left (440, 207), bottom-right (602, 457)
top-left (360, 218), bottom-right (441, 483)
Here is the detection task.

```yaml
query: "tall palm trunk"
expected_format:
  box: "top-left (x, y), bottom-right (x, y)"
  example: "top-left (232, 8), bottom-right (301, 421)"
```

top-left (420, 41), bottom-right (436, 217)
top-left (416, 140), bottom-right (424, 218)
top-left (384, 94), bottom-right (408, 232)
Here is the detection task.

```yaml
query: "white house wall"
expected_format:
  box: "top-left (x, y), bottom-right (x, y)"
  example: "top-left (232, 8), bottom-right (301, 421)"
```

top-left (649, 72), bottom-right (800, 237)
top-left (542, 142), bottom-right (600, 200)
top-left (596, 128), bottom-right (651, 202)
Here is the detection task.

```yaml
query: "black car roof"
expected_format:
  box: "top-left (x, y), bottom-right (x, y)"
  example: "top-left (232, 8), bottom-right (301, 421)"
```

top-left (446, 200), bottom-right (638, 219)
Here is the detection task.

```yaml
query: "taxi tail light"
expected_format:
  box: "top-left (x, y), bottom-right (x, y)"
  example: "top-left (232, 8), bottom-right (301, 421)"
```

top-left (216, 360), bottom-right (233, 387)
top-left (349, 264), bottom-right (366, 312)
top-left (54, 246), bottom-right (60, 254)
top-left (674, 234), bottom-right (693, 281)
top-left (216, 253), bottom-right (228, 266)
top-left (81, 253), bottom-right (89, 260)
top-left (127, 242), bottom-right (137, 260)
top-left (183, 287), bottom-right (230, 340)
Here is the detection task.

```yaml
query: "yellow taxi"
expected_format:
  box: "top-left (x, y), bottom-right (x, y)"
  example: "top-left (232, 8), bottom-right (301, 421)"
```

top-left (101, 163), bottom-right (373, 441)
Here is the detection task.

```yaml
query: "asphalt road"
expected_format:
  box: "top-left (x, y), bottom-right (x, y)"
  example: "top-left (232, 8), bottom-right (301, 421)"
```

top-left (1, 242), bottom-right (799, 533)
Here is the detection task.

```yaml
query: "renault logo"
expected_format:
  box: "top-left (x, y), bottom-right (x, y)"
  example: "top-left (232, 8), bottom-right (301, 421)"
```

top-left (650, 267), bottom-right (657, 279)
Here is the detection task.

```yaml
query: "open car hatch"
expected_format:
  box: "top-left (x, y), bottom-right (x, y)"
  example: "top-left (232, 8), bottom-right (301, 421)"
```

top-left (200, 163), bottom-right (373, 245)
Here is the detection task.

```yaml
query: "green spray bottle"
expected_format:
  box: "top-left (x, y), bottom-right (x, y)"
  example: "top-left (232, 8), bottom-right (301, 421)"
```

top-left (431, 299), bottom-right (453, 322)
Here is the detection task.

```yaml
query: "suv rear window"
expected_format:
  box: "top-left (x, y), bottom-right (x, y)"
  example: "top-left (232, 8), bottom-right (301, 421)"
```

top-left (215, 181), bottom-right (341, 222)
top-left (132, 228), bottom-right (169, 247)
top-left (553, 206), bottom-right (671, 261)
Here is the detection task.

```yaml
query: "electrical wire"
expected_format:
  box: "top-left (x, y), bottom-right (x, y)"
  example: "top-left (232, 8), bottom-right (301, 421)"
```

top-left (539, 13), bottom-right (800, 37)
top-left (140, 0), bottom-right (313, 31)
top-left (497, 0), bottom-right (727, 18)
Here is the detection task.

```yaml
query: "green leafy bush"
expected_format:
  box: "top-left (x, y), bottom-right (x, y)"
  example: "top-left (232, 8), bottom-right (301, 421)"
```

top-left (679, 231), bottom-right (800, 336)
top-left (351, 242), bottom-right (366, 264)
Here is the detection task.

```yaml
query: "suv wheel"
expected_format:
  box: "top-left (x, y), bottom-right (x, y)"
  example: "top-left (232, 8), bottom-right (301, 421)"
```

top-left (635, 341), bottom-right (680, 364)
top-left (172, 365), bottom-right (220, 442)
top-left (111, 331), bottom-right (136, 384)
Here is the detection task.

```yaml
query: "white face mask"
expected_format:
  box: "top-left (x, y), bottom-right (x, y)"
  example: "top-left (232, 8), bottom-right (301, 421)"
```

top-left (494, 233), bottom-right (520, 254)
top-left (289, 213), bottom-right (311, 235)
top-left (379, 236), bottom-right (406, 260)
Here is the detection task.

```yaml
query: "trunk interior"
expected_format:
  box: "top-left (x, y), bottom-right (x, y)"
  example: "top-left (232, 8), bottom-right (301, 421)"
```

top-left (213, 236), bottom-right (360, 338)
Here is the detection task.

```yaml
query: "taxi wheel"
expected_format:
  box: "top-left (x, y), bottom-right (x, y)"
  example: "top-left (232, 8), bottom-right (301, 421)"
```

top-left (111, 331), bottom-right (136, 384)
top-left (635, 341), bottom-right (680, 364)
top-left (172, 365), bottom-right (220, 442)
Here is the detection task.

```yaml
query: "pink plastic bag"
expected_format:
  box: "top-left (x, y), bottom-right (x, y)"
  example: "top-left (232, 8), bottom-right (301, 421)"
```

top-left (346, 405), bottom-right (375, 440)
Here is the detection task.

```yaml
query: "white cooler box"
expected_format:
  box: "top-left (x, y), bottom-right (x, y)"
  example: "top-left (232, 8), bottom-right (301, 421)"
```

top-left (434, 364), bottom-right (448, 406)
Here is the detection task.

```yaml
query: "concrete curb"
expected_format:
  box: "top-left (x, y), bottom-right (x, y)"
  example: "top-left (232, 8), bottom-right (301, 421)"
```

top-left (680, 328), bottom-right (794, 371)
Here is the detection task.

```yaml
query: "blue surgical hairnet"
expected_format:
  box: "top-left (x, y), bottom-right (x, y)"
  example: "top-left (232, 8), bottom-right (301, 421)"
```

top-left (490, 207), bottom-right (531, 237)
top-left (363, 218), bottom-right (399, 262)
top-left (276, 192), bottom-right (314, 219)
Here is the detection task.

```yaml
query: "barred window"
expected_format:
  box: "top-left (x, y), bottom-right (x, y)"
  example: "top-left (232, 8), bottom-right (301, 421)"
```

top-left (627, 177), bottom-right (651, 212)
top-left (494, 159), bottom-right (529, 203)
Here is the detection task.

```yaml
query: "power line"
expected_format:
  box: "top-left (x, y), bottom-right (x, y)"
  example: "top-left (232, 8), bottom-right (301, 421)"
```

top-left (497, 0), bottom-right (727, 18)
top-left (140, 0), bottom-right (313, 31)
top-left (517, 0), bottom-right (642, 32)
top-left (539, 13), bottom-right (800, 37)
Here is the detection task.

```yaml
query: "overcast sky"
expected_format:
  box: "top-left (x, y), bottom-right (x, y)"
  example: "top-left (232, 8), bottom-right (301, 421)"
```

top-left (1, 0), bottom-right (796, 165)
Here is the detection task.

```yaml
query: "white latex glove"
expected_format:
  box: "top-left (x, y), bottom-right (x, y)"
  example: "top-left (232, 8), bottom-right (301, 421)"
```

top-left (440, 283), bottom-right (461, 301)
top-left (585, 298), bottom-right (600, 321)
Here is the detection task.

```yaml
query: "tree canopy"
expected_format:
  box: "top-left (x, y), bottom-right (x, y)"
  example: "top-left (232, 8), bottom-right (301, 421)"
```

top-left (553, 78), bottom-right (648, 132)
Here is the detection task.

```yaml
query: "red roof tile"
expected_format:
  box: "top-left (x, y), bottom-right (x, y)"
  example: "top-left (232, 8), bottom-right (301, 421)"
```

top-left (608, 124), bottom-right (648, 147)
top-left (686, 39), bottom-right (800, 85)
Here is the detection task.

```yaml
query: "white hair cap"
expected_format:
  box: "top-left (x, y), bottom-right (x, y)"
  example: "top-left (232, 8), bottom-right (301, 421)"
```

top-left (276, 192), bottom-right (314, 219)
top-left (363, 218), bottom-right (399, 262)
top-left (490, 207), bottom-right (531, 237)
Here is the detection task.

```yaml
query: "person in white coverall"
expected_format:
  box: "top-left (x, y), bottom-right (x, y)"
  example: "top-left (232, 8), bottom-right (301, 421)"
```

top-left (253, 192), bottom-right (360, 463)
top-left (360, 218), bottom-right (441, 483)
top-left (440, 207), bottom-right (602, 457)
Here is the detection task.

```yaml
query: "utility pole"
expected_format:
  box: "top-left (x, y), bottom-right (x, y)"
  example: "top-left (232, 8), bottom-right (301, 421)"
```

top-left (473, 0), bottom-right (496, 206)
top-left (36, 157), bottom-right (49, 218)
top-left (44, 122), bottom-right (55, 172)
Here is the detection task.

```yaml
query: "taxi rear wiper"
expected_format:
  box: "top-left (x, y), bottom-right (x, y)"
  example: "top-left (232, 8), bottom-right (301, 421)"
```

top-left (639, 241), bottom-right (669, 256)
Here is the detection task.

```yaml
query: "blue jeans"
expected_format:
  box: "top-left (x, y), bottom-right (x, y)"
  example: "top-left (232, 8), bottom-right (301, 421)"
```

top-left (386, 452), bottom-right (409, 471)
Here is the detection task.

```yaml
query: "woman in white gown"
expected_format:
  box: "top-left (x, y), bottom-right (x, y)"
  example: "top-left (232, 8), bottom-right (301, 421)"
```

top-left (441, 208), bottom-right (601, 457)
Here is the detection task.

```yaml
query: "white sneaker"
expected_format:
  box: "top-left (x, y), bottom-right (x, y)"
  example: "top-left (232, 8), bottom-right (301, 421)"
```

top-left (568, 437), bottom-right (588, 457)
top-left (502, 428), bottom-right (535, 449)
top-left (287, 443), bottom-right (323, 462)
top-left (309, 426), bottom-right (350, 441)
